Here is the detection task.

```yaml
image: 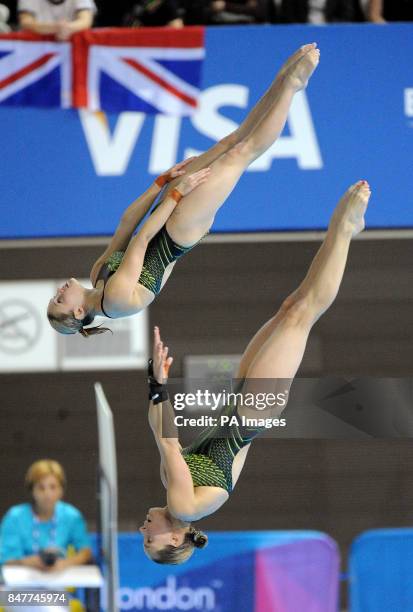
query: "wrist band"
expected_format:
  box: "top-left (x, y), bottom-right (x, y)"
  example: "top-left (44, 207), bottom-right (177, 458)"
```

top-left (155, 175), bottom-right (168, 188)
top-left (147, 359), bottom-right (169, 405)
top-left (170, 188), bottom-right (183, 204)
top-left (149, 383), bottom-right (169, 405)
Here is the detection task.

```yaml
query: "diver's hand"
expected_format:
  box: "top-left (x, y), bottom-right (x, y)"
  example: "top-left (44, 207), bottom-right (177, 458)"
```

top-left (152, 326), bottom-right (173, 383)
top-left (175, 167), bottom-right (211, 197)
top-left (155, 157), bottom-right (197, 187)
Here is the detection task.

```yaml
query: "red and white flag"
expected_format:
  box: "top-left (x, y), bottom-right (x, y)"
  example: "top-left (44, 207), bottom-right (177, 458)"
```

top-left (74, 27), bottom-right (205, 115)
top-left (0, 27), bottom-right (205, 114)
top-left (0, 32), bottom-right (71, 108)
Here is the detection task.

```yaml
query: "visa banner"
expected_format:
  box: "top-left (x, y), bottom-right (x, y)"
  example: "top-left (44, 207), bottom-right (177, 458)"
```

top-left (2, 24), bottom-right (413, 238)
top-left (110, 531), bottom-right (340, 612)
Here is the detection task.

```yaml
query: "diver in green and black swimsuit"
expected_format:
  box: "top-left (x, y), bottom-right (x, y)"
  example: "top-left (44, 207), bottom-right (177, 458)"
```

top-left (47, 44), bottom-right (320, 338)
top-left (47, 159), bottom-right (210, 337)
top-left (140, 179), bottom-right (372, 565)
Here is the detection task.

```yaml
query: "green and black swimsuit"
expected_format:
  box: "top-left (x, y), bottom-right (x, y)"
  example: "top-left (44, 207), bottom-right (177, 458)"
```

top-left (95, 226), bottom-right (195, 315)
top-left (181, 401), bottom-right (265, 494)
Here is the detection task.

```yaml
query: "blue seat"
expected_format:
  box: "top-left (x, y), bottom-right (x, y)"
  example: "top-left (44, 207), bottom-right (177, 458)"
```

top-left (349, 528), bottom-right (413, 612)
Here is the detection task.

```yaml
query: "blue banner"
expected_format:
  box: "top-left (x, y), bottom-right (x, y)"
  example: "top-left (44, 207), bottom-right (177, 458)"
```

top-left (113, 531), bottom-right (339, 612)
top-left (2, 24), bottom-right (413, 239)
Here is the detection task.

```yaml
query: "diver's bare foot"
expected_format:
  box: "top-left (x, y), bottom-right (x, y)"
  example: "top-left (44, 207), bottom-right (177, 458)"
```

top-left (285, 46), bottom-right (320, 92)
top-left (330, 181), bottom-right (371, 236)
top-left (277, 43), bottom-right (317, 82)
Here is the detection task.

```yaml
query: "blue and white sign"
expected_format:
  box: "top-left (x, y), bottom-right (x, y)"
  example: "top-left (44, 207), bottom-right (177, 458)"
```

top-left (111, 531), bottom-right (339, 612)
top-left (2, 24), bottom-right (413, 239)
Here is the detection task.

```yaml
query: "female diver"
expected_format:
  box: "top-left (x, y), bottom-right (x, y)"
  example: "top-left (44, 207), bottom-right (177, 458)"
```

top-left (47, 44), bottom-right (320, 336)
top-left (140, 180), bottom-right (372, 564)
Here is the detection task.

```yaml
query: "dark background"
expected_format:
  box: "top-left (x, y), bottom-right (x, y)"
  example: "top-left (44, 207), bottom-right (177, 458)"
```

top-left (1, 236), bottom-right (412, 575)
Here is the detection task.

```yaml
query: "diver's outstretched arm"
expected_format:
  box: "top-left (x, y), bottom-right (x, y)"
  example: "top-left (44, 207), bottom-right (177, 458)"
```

top-left (89, 158), bottom-right (197, 285)
top-left (146, 328), bottom-right (198, 518)
top-left (148, 327), bottom-right (229, 521)
top-left (103, 169), bottom-right (210, 308)
top-left (147, 326), bottom-right (178, 443)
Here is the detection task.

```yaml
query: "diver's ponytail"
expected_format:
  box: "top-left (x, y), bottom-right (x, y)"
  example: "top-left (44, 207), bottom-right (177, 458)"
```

top-left (79, 324), bottom-right (112, 338)
top-left (189, 528), bottom-right (208, 549)
top-left (48, 310), bottom-right (112, 338)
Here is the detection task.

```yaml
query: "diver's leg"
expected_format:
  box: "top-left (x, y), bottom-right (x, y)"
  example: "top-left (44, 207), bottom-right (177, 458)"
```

top-left (237, 181), bottom-right (371, 383)
top-left (162, 44), bottom-right (319, 196)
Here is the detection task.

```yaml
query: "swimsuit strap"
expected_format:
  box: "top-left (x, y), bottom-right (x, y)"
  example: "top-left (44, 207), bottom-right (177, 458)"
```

top-left (100, 285), bottom-right (113, 319)
top-left (95, 260), bottom-right (119, 319)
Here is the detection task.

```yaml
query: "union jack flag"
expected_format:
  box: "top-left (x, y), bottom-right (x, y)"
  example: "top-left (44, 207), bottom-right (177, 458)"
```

top-left (74, 27), bottom-right (205, 115)
top-left (0, 27), bottom-right (204, 114)
top-left (0, 32), bottom-right (71, 108)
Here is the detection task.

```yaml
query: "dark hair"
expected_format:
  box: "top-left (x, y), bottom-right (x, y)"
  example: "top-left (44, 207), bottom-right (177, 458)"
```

top-left (47, 310), bottom-right (111, 338)
top-left (150, 528), bottom-right (208, 565)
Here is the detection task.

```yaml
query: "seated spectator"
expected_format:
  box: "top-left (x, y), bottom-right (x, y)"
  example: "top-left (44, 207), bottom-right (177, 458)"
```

top-left (0, 459), bottom-right (92, 572)
top-left (183, 0), bottom-right (268, 25)
top-left (269, 0), bottom-right (308, 23)
top-left (270, 0), bottom-right (364, 23)
top-left (180, 0), bottom-right (206, 24)
top-left (123, 0), bottom-right (183, 27)
top-left (368, 0), bottom-right (413, 22)
top-left (18, 0), bottom-right (96, 40)
top-left (208, 0), bottom-right (268, 24)
top-left (324, 0), bottom-right (365, 22)
top-left (94, 0), bottom-right (128, 27)
top-left (0, 3), bottom-right (11, 31)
